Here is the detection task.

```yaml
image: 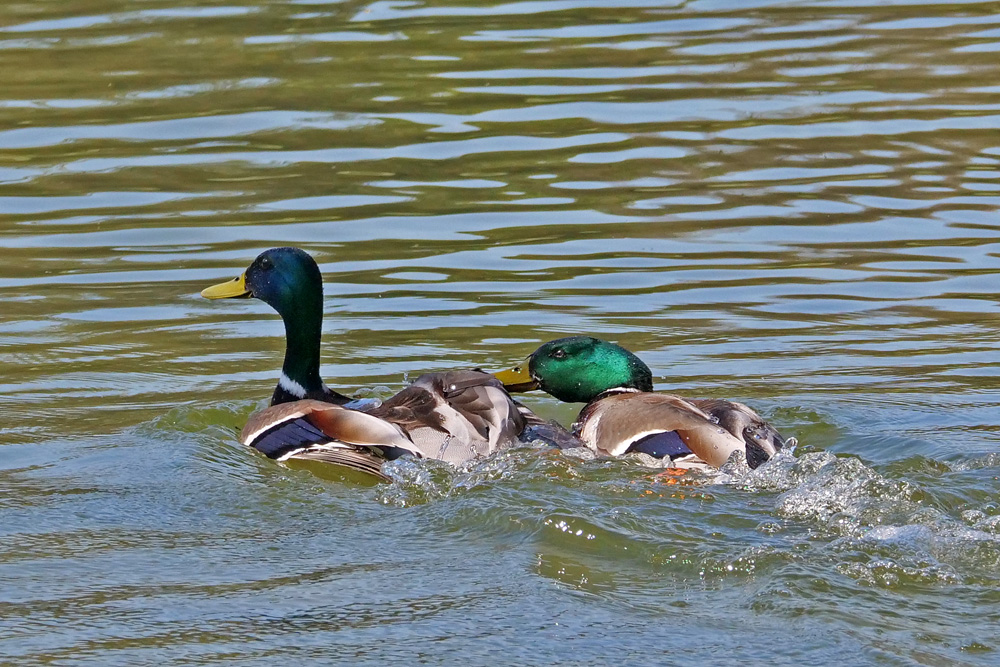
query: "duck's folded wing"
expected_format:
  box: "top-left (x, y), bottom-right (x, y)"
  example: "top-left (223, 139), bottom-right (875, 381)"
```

top-left (687, 398), bottom-right (785, 468)
top-left (368, 370), bottom-right (525, 463)
top-left (240, 399), bottom-right (422, 466)
top-left (580, 393), bottom-right (748, 468)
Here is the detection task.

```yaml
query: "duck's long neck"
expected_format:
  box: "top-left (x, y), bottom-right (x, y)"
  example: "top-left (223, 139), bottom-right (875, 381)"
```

top-left (271, 295), bottom-right (348, 405)
top-left (281, 302), bottom-right (323, 392)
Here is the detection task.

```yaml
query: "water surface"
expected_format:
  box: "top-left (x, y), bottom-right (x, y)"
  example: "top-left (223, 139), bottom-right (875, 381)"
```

top-left (3, 0), bottom-right (1000, 664)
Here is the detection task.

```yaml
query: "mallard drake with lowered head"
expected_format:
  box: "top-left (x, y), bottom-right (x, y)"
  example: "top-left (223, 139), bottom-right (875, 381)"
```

top-left (494, 336), bottom-right (788, 470)
top-left (202, 247), bottom-right (553, 479)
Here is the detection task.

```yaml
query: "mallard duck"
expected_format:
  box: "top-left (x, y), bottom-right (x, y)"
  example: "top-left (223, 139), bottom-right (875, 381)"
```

top-left (202, 247), bottom-right (546, 479)
top-left (494, 336), bottom-right (788, 470)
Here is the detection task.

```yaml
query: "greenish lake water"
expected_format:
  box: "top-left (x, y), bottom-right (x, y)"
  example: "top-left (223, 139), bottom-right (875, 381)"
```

top-left (4, 0), bottom-right (1000, 664)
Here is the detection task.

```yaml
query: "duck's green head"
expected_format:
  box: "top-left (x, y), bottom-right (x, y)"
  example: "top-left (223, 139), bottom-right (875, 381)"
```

top-left (495, 336), bottom-right (653, 403)
top-left (201, 247), bottom-right (322, 318)
top-left (202, 247), bottom-right (328, 400)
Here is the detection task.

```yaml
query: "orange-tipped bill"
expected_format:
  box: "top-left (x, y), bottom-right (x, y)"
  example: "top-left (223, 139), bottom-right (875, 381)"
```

top-left (493, 362), bottom-right (538, 393)
top-left (201, 273), bottom-right (250, 299)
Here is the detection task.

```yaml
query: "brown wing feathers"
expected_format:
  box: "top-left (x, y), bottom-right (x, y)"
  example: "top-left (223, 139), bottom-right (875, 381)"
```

top-left (579, 393), bottom-right (763, 468)
top-left (371, 370), bottom-right (525, 463)
top-left (241, 371), bottom-right (527, 473)
top-left (687, 398), bottom-right (785, 468)
top-left (289, 448), bottom-right (392, 479)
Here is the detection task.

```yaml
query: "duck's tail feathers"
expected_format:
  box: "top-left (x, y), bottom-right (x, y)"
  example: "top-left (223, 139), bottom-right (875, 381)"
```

top-left (289, 447), bottom-right (391, 480)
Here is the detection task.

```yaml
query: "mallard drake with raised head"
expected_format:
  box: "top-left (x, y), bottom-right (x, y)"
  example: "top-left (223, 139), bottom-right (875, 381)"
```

top-left (494, 336), bottom-right (788, 470)
top-left (202, 247), bottom-right (546, 478)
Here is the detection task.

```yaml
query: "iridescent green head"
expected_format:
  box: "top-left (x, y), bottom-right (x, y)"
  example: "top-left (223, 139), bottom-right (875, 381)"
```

top-left (202, 247), bottom-right (331, 402)
top-left (496, 336), bottom-right (653, 403)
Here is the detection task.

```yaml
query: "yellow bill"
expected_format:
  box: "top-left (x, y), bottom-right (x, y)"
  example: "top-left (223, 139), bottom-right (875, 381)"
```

top-left (493, 362), bottom-right (538, 392)
top-left (201, 273), bottom-right (250, 299)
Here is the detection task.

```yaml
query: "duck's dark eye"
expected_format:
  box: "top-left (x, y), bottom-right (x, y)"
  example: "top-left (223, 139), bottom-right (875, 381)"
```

top-left (260, 256), bottom-right (273, 270)
top-left (551, 349), bottom-right (567, 360)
